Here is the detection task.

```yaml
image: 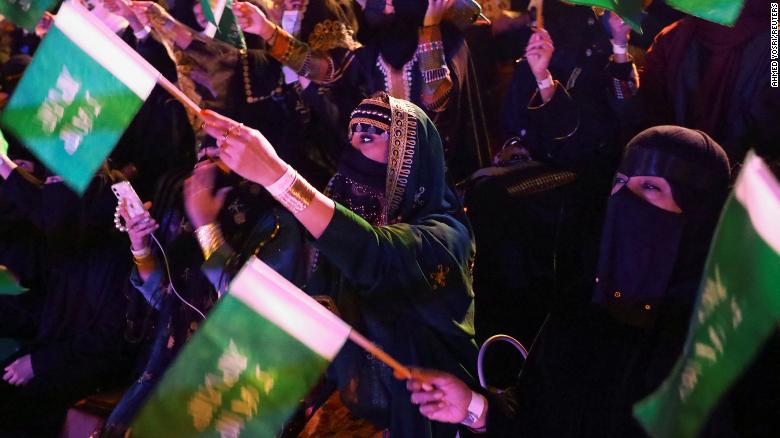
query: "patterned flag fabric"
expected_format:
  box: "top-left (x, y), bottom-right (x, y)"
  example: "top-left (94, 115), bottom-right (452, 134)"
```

top-left (666, 0), bottom-right (745, 26)
top-left (131, 257), bottom-right (352, 437)
top-left (0, 1), bottom-right (159, 194)
top-left (0, 0), bottom-right (56, 31)
top-left (563, 0), bottom-right (646, 33)
top-left (634, 152), bottom-right (780, 438)
top-left (201, 0), bottom-right (246, 48)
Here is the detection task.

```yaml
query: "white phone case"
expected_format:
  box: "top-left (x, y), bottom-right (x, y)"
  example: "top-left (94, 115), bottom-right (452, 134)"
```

top-left (111, 181), bottom-right (145, 218)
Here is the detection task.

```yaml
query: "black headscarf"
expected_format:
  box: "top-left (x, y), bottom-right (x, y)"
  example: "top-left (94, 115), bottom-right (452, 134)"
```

top-left (502, 126), bottom-right (731, 437)
top-left (325, 146), bottom-right (387, 226)
top-left (310, 93), bottom-right (475, 436)
top-left (592, 126), bottom-right (730, 328)
top-left (364, 0), bottom-right (426, 69)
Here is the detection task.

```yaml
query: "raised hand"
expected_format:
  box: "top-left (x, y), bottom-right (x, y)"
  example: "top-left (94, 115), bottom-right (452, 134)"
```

top-left (130, 1), bottom-right (170, 28)
top-left (525, 27), bottom-right (554, 81)
top-left (607, 11), bottom-right (631, 45)
top-left (182, 161), bottom-right (231, 228)
top-left (130, 1), bottom-right (193, 47)
top-left (119, 200), bottom-right (157, 251)
top-left (423, 0), bottom-right (455, 27)
top-left (233, 1), bottom-right (274, 38)
top-left (200, 110), bottom-right (287, 187)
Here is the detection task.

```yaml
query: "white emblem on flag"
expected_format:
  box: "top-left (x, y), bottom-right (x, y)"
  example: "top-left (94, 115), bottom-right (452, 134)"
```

top-left (188, 339), bottom-right (276, 437)
top-left (37, 66), bottom-right (102, 155)
top-left (7, 0), bottom-right (32, 12)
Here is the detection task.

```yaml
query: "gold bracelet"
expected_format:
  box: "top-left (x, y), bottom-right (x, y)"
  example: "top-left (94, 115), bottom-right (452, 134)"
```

top-left (267, 24), bottom-right (280, 47)
top-left (194, 223), bottom-right (226, 260)
top-left (133, 252), bottom-right (156, 271)
top-left (274, 173), bottom-right (316, 214)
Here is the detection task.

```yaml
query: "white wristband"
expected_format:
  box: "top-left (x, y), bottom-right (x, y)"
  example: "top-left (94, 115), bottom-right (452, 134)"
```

top-left (131, 245), bottom-right (151, 258)
top-left (611, 41), bottom-right (628, 55)
top-left (536, 72), bottom-right (554, 90)
top-left (461, 391), bottom-right (487, 426)
top-left (264, 165), bottom-right (296, 197)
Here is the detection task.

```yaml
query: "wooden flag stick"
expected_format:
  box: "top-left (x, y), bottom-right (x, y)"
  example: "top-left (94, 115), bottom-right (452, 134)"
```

top-left (157, 74), bottom-right (202, 116)
top-left (348, 330), bottom-right (412, 379)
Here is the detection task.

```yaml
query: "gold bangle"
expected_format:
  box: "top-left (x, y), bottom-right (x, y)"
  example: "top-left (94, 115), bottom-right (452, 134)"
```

top-left (194, 223), bottom-right (226, 260)
top-left (133, 253), bottom-right (156, 270)
top-left (274, 173), bottom-right (316, 214)
top-left (267, 24), bottom-right (280, 46)
top-left (133, 252), bottom-right (153, 262)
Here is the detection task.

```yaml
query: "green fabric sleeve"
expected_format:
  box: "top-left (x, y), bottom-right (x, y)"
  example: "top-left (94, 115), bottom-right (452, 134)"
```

top-left (313, 202), bottom-right (469, 298)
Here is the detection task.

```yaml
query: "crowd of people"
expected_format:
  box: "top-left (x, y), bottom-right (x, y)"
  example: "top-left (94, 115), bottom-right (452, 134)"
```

top-left (0, 0), bottom-right (778, 436)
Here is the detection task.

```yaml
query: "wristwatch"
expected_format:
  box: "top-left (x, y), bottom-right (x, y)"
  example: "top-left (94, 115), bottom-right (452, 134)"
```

top-left (461, 391), bottom-right (487, 427)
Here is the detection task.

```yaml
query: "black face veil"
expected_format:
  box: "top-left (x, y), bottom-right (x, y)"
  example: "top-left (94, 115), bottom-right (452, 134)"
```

top-left (592, 126), bottom-right (731, 327)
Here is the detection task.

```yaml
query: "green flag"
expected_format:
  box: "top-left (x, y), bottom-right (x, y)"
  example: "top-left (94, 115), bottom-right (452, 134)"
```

top-left (563, 0), bottom-right (646, 33)
top-left (0, 129), bottom-right (8, 157)
top-left (0, 265), bottom-right (26, 295)
top-left (131, 257), bottom-right (352, 437)
top-left (0, 0), bottom-right (57, 31)
top-left (0, 1), bottom-right (160, 194)
top-left (634, 152), bottom-right (780, 438)
top-left (666, 0), bottom-right (745, 26)
top-left (201, 0), bottom-right (246, 48)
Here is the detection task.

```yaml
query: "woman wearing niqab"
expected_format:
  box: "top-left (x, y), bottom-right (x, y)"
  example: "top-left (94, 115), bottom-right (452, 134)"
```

top-left (201, 92), bottom-right (478, 438)
top-left (406, 126), bottom-right (734, 437)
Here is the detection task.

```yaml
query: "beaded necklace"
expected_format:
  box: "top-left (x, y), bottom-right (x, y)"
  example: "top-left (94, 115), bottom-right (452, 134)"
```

top-left (376, 54), bottom-right (416, 102)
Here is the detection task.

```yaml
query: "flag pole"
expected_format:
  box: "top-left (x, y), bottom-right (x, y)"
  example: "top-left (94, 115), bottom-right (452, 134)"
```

top-left (536, 2), bottom-right (544, 28)
top-left (348, 330), bottom-right (412, 379)
top-left (156, 75), bottom-right (202, 116)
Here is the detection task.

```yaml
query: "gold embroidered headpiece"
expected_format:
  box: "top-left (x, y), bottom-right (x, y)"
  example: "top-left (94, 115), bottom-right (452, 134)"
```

top-left (349, 95), bottom-right (392, 134)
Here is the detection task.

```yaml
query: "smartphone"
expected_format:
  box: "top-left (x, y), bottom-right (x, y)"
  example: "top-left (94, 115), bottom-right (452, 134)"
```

top-left (111, 181), bottom-right (145, 218)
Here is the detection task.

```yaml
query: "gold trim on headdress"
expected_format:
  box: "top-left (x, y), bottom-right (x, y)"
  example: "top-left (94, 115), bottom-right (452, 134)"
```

top-left (349, 117), bottom-right (391, 133)
top-left (348, 95), bottom-right (393, 133)
top-left (384, 96), bottom-right (419, 222)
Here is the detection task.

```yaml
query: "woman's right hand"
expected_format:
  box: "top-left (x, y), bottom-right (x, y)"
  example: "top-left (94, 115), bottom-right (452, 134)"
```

top-left (129, 1), bottom-right (167, 27)
top-left (607, 11), bottom-right (631, 45)
top-left (200, 110), bottom-right (287, 187)
top-left (233, 1), bottom-right (274, 39)
top-left (405, 368), bottom-right (476, 425)
top-left (119, 200), bottom-right (158, 251)
top-left (525, 27), bottom-right (554, 81)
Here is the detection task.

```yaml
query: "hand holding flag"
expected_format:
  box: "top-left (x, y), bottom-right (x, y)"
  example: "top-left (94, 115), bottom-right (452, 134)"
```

top-left (132, 257), bottom-right (410, 437)
top-left (0, 1), bottom-right (201, 194)
top-left (0, 1), bottom-right (162, 193)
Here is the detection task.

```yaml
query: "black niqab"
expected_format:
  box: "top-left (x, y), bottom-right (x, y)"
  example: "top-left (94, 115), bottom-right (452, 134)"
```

top-left (593, 125), bottom-right (730, 327)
